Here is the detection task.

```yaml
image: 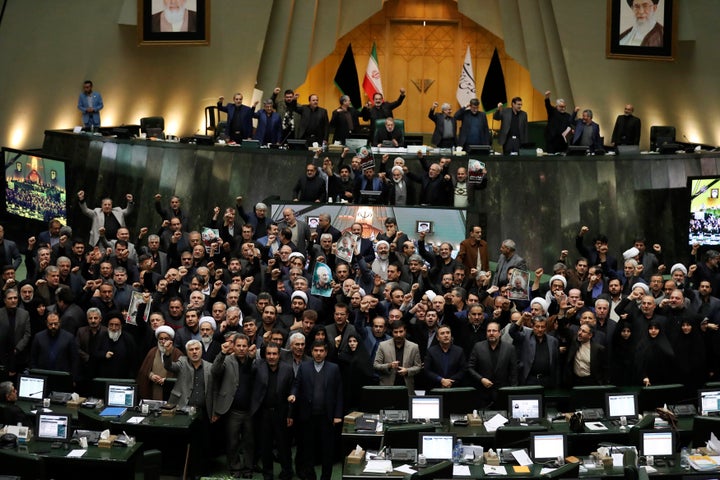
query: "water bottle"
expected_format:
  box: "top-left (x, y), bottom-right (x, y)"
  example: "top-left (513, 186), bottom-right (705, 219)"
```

top-left (680, 447), bottom-right (690, 470)
top-left (453, 438), bottom-right (463, 464)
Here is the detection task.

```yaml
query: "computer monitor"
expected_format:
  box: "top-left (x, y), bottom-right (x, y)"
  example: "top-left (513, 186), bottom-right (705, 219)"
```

top-left (36, 414), bottom-right (71, 442)
top-left (530, 433), bottom-right (567, 462)
top-left (419, 433), bottom-right (455, 462)
top-left (410, 396), bottom-right (443, 422)
top-left (605, 392), bottom-right (638, 419)
top-left (641, 430), bottom-right (675, 457)
top-left (106, 383), bottom-right (137, 408)
top-left (17, 374), bottom-right (46, 401)
top-left (699, 389), bottom-right (720, 416)
top-left (508, 394), bottom-right (543, 420)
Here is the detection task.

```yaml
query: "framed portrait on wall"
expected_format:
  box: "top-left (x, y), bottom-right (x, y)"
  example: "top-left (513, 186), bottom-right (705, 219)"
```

top-left (606, 0), bottom-right (676, 60)
top-left (138, 0), bottom-right (210, 46)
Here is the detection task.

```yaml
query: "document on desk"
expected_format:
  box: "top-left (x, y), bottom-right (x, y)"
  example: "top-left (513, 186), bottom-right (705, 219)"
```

top-left (363, 460), bottom-right (392, 473)
top-left (394, 464), bottom-right (417, 474)
top-left (453, 465), bottom-right (471, 476)
top-left (585, 421), bottom-right (608, 430)
top-left (512, 449), bottom-right (533, 466)
top-left (484, 465), bottom-right (507, 475)
top-left (126, 416), bottom-right (145, 424)
top-left (484, 413), bottom-right (508, 432)
top-left (66, 449), bottom-right (86, 458)
top-left (540, 468), bottom-right (556, 475)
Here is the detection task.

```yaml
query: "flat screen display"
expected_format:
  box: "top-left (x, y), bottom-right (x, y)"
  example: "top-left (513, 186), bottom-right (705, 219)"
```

top-left (17, 374), bottom-right (46, 401)
top-left (409, 396), bottom-right (442, 421)
top-left (508, 394), bottom-right (543, 420)
top-left (419, 433), bottom-right (455, 461)
top-left (531, 433), bottom-right (566, 461)
top-left (36, 414), bottom-right (70, 442)
top-left (642, 431), bottom-right (674, 457)
top-left (106, 383), bottom-right (136, 408)
top-left (606, 393), bottom-right (638, 418)
top-left (3, 147), bottom-right (67, 224)
top-left (699, 389), bottom-right (720, 416)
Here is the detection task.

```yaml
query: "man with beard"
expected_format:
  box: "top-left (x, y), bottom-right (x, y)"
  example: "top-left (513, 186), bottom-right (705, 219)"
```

top-left (543, 91), bottom-right (577, 153)
top-left (75, 307), bottom-right (107, 393)
top-left (137, 325), bottom-right (181, 400)
top-left (199, 317), bottom-right (221, 362)
top-left (251, 342), bottom-right (295, 480)
top-left (292, 163), bottom-right (326, 203)
top-left (374, 321), bottom-right (422, 393)
top-left (175, 308), bottom-right (201, 353)
top-left (151, 0), bottom-right (197, 32)
top-left (154, 194), bottom-right (189, 232)
top-left (216, 306), bottom-right (242, 341)
top-left (467, 321), bottom-right (518, 406)
top-left (619, 0), bottom-right (664, 47)
top-left (93, 313), bottom-right (138, 379)
top-left (212, 333), bottom-right (255, 478)
top-left (30, 312), bottom-right (78, 378)
top-left (77, 191), bottom-right (134, 247)
top-left (423, 324), bottom-right (466, 389)
top-left (0, 289), bottom-right (30, 380)
top-left (271, 87), bottom-right (300, 141)
top-left (371, 241), bottom-right (391, 281)
top-left (361, 89), bottom-right (406, 141)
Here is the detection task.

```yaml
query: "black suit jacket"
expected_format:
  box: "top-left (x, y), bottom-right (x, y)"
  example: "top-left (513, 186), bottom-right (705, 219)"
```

top-left (467, 340), bottom-right (518, 389)
top-left (564, 340), bottom-right (608, 386)
top-left (423, 344), bottom-right (467, 388)
top-left (291, 360), bottom-right (343, 421)
top-left (428, 109), bottom-right (457, 146)
top-left (250, 359), bottom-right (295, 417)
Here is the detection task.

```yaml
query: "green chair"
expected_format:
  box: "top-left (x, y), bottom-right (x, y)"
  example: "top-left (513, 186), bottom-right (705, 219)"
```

top-left (374, 118), bottom-right (404, 146)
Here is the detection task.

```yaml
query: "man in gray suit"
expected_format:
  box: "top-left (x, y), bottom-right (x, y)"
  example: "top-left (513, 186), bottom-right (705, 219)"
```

top-left (493, 97), bottom-right (529, 154)
top-left (0, 225), bottom-right (22, 270)
top-left (211, 333), bottom-right (255, 478)
top-left (468, 321), bottom-right (518, 407)
top-left (0, 289), bottom-right (31, 380)
top-left (493, 239), bottom-right (528, 286)
top-left (373, 321), bottom-right (422, 393)
top-left (278, 207), bottom-right (312, 256)
top-left (163, 338), bottom-right (214, 475)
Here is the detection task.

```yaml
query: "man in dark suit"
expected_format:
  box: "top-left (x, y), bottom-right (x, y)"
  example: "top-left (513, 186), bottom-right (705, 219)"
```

top-left (0, 225), bottom-right (21, 270)
top-left (278, 208), bottom-right (312, 256)
top-left (211, 333), bottom-right (255, 478)
top-left (296, 94), bottom-right (329, 147)
top-left (428, 102), bottom-right (457, 148)
top-left (467, 321), bottom-right (518, 407)
top-left (493, 97), bottom-right (528, 154)
top-left (423, 325), bottom-right (467, 389)
top-left (251, 342), bottom-right (295, 480)
top-left (611, 104), bottom-right (642, 146)
top-left (509, 314), bottom-right (560, 388)
top-left (564, 323), bottom-right (608, 386)
top-left (30, 312), bottom-right (78, 378)
top-left (218, 93), bottom-right (255, 144)
top-left (455, 98), bottom-right (492, 151)
top-left (254, 99), bottom-right (282, 145)
top-left (572, 109), bottom-right (603, 153)
top-left (0, 288), bottom-right (31, 379)
top-left (290, 341), bottom-right (343, 480)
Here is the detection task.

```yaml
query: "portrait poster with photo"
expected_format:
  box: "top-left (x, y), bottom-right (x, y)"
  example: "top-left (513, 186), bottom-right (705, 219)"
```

top-left (337, 231), bottom-right (357, 263)
top-left (606, 0), bottom-right (675, 60)
top-left (507, 269), bottom-right (530, 301)
top-left (468, 159), bottom-right (486, 185)
top-left (138, 0), bottom-right (210, 46)
top-left (311, 262), bottom-right (333, 297)
top-left (126, 291), bottom-right (151, 326)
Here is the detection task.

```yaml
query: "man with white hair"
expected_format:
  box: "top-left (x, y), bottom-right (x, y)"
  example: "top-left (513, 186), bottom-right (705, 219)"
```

top-left (151, 0), bottom-right (197, 33)
top-left (428, 101), bottom-right (457, 148)
top-left (493, 239), bottom-right (527, 286)
top-left (199, 316), bottom-right (221, 362)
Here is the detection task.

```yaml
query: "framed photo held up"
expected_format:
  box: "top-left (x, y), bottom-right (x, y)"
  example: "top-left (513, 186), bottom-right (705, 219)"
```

top-left (138, 0), bottom-right (210, 46)
top-left (606, 0), bottom-right (676, 60)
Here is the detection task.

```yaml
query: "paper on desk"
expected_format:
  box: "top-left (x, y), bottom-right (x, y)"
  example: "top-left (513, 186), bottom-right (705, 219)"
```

top-left (512, 449), bottom-right (533, 466)
top-left (66, 449), bottom-right (86, 458)
top-left (585, 421), bottom-right (608, 430)
top-left (540, 468), bottom-right (556, 475)
top-left (364, 460), bottom-right (392, 473)
top-left (484, 464), bottom-right (507, 475)
top-left (612, 453), bottom-right (624, 467)
top-left (453, 465), bottom-right (471, 476)
top-left (642, 466), bottom-right (657, 474)
top-left (708, 432), bottom-right (720, 452)
top-left (484, 413), bottom-right (508, 432)
top-left (394, 464), bottom-right (416, 474)
top-left (126, 416), bottom-right (145, 424)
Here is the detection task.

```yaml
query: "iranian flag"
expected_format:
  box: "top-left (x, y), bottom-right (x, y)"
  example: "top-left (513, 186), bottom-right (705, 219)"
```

top-left (363, 42), bottom-right (383, 100)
